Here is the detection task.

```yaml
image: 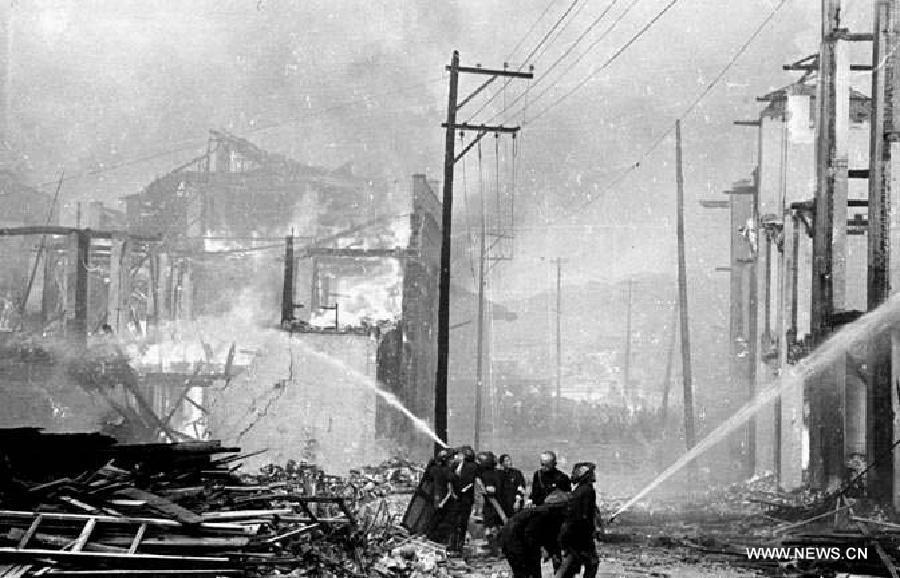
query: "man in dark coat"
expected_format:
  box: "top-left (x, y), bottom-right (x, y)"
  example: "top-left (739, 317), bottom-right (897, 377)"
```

top-left (529, 450), bottom-right (571, 506)
top-left (476, 451), bottom-right (506, 555)
top-left (448, 446), bottom-right (478, 552)
top-left (423, 448), bottom-right (455, 543)
top-left (557, 462), bottom-right (599, 578)
top-left (498, 454), bottom-right (526, 515)
top-left (500, 490), bottom-right (570, 578)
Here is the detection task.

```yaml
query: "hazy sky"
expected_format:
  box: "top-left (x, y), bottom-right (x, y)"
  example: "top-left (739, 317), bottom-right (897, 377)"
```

top-left (4, 0), bottom-right (869, 306)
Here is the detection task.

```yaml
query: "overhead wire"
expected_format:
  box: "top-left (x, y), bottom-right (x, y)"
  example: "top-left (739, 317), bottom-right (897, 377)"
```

top-left (531, 0), bottom-right (592, 66)
top-left (522, 0), bottom-right (682, 124)
top-left (505, 0), bottom-right (561, 62)
top-left (493, 0), bottom-right (625, 123)
top-left (460, 132), bottom-right (479, 288)
top-left (568, 0), bottom-right (793, 213)
top-left (464, 0), bottom-right (582, 123)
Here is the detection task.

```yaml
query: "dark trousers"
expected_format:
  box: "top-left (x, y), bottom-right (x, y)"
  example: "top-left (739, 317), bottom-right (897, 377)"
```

top-left (450, 501), bottom-right (473, 551)
top-left (504, 551), bottom-right (541, 578)
top-left (556, 548), bottom-right (599, 578)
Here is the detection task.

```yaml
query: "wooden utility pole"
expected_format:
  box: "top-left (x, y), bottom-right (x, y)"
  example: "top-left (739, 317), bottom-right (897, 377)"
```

top-left (660, 301), bottom-right (678, 434)
top-left (623, 277), bottom-right (634, 404)
top-left (867, 0), bottom-right (900, 508)
top-left (747, 189), bottom-right (759, 478)
top-left (435, 51), bottom-right (460, 455)
top-left (675, 120), bottom-right (696, 451)
top-left (810, 0), bottom-right (852, 491)
top-left (436, 51), bottom-right (532, 454)
top-left (555, 258), bottom-right (563, 421)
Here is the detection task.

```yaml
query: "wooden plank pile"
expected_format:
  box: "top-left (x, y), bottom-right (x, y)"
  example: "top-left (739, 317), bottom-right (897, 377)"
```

top-left (0, 428), bottom-right (403, 577)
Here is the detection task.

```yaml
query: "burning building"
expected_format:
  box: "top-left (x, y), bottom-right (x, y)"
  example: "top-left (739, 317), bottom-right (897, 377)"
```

top-left (117, 131), bottom-right (441, 471)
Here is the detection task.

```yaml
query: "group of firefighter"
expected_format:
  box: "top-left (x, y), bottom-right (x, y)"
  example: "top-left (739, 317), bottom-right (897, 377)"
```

top-left (420, 447), bottom-right (599, 578)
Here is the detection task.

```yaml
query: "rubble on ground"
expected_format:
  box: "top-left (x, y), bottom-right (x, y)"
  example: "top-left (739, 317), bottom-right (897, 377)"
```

top-left (604, 471), bottom-right (900, 577)
top-left (0, 428), bottom-right (445, 578)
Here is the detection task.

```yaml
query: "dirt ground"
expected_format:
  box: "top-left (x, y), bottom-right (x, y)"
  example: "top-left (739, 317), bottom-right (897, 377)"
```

top-left (452, 538), bottom-right (761, 578)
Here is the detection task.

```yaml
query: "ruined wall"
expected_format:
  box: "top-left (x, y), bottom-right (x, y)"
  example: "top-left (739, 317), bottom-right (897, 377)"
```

top-left (206, 331), bottom-right (384, 475)
top-left (393, 175), bottom-right (440, 460)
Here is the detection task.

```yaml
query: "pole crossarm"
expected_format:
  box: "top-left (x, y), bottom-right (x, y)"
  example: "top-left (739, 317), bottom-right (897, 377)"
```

top-left (442, 123), bottom-right (521, 134)
top-left (449, 65), bottom-right (534, 79)
top-left (457, 76), bottom-right (498, 111)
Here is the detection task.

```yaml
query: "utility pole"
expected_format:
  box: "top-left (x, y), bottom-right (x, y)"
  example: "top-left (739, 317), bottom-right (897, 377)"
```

top-left (555, 258), bottom-right (563, 421)
top-left (660, 301), bottom-right (678, 434)
top-left (868, 0), bottom-right (900, 508)
top-left (675, 120), bottom-right (696, 451)
top-left (810, 0), bottom-right (853, 491)
top-left (436, 51), bottom-right (532, 455)
top-left (623, 277), bottom-right (634, 404)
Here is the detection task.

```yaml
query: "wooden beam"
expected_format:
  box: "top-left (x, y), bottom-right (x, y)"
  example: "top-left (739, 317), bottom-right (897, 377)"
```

top-left (0, 226), bottom-right (159, 242)
top-left (0, 548), bottom-right (230, 564)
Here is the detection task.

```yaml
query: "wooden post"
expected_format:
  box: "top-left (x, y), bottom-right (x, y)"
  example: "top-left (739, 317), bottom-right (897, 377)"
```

top-left (282, 235), bottom-right (295, 326)
top-left (660, 302), bottom-right (677, 434)
top-left (810, 0), bottom-right (847, 492)
top-left (675, 120), bottom-right (696, 451)
top-left (434, 50), bottom-right (460, 454)
top-left (623, 277), bottom-right (633, 405)
top-left (868, 0), bottom-right (900, 508)
top-left (555, 258), bottom-right (562, 418)
top-left (68, 230), bottom-right (89, 350)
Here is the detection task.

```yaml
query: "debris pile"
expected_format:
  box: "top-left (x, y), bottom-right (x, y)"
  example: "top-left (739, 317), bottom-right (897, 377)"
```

top-left (0, 428), bottom-right (436, 577)
top-left (604, 472), bottom-right (900, 577)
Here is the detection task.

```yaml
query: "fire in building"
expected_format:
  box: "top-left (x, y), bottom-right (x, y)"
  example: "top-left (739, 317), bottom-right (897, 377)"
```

top-left (0, 130), bottom-right (441, 473)
top-left (12, 2), bottom-right (900, 576)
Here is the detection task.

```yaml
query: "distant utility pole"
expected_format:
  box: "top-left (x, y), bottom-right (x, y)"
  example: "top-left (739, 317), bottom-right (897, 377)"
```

top-left (555, 258), bottom-right (563, 422)
top-left (660, 301), bottom-right (678, 432)
top-left (675, 120), bottom-right (696, 451)
top-left (436, 51), bottom-right (532, 455)
top-left (623, 277), bottom-right (634, 404)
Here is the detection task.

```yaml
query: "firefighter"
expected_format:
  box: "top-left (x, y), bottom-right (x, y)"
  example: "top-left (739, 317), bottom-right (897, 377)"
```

top-left (529, 450), bottom-right (571, 506)
top-left (424, 448), bottom-right (456, 543)
top-left (448, 446), bottom-right (478, 553)
top-left (500, 490), bottom-right (570, 578)
top-left (476, 450), bottom-right (505, 556)
top-left (556, 462), bottom-right (599, 578)
top-left (498, 453), bottom-right (527, 515)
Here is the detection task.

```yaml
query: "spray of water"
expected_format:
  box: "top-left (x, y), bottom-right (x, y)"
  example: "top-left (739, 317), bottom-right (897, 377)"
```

top-left (288, 337), bottom-right (449, 449)
top-left (611, 292), bottom-right (900, 520)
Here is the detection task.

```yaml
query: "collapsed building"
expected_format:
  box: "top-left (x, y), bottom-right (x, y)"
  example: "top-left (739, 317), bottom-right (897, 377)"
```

top-left (118, 131), bottom-right (441, 471)
top-left (0, 131), bottom-right (441, 473)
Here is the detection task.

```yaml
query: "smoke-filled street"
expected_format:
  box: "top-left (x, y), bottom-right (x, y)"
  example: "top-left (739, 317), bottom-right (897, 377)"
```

top-left (5, 0), bottom-right (900, 577)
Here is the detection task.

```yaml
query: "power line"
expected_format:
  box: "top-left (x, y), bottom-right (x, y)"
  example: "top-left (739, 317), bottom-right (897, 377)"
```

top-left (505, 0), bottom-right (562, 62)
top-left (569, 0), bottom-right (792, 212)
top-left (530, 0), bottom-right (592, 66)
top-left (464, 0), bottom-right (581, 123)
top-left (523, 0), bottom-right (682, 124)
top-left (492, 0), bottom-right (631, 124)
